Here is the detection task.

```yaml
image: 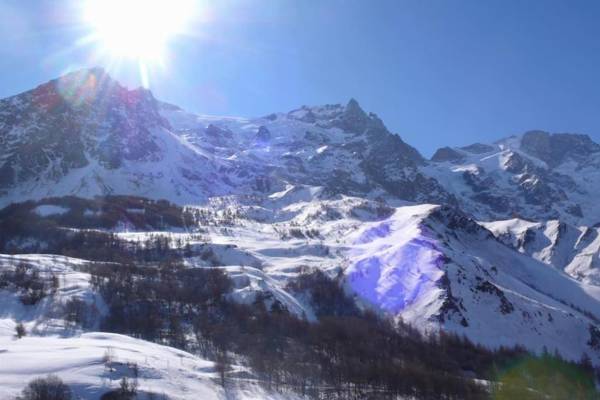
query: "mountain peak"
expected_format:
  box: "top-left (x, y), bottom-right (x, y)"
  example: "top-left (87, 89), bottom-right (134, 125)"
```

top-left (343, 98), bottom-right (369, 122)
top-left (431, 146), bottom-right (465, 162)
top-left (345, 98), bottom-right (363, 112)
top-left (31, 68), bottom-right (160, 108)
top-left (20, 67), bottom-right (125, 111)
top-left (338, 98), bottom-right (374, 134)
top-left (65, 66), bottom-right (108, 79)
top-left (48, 67), bottom-right (114, 89)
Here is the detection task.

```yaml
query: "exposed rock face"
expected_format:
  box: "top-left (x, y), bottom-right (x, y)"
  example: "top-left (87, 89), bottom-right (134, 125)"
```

top-left (520, 130), bottom-right (600, 167)
top-left (256, 126), bottom-right (271, 143)
top-left (338, 98), bottom-right (371, 133)
top-left (482, 218), bottom-right (600, 286)
top-left (503, 151), bottom-right (529, 173)
top-left (0, 69), bottom-right (232, 205)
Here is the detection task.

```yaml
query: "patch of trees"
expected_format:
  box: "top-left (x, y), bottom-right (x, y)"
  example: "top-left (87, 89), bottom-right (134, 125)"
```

top-left (186, 206), bottom-right (245, 227)
top-left (0, 225), bottom-right (191, 264)
top-left (60, 232), bottom-right (185, 264)
top-left (0, 196), bottom-right (200, 255)
top-left (0, 201), bottom-right (222, 264)
top-left (0, 195), bottom-right (195, 231)
top-left (63, 297), bottom-right (99, 329)
top-left (15, 322), bottom-right (26, 338)
top-left (100, 377), bottom-right (138, 400)
top-left (14, 373), bottom-right (169, 400)
top-left (350, 201), bottom-right (395, 221)
top-left (588, 325), bottom-right (600, 351)
top-left (197, 294), bottom-right (495, 399)
top-left (88, 262), bottom-right (232, 347)
top-left (286, 270), bottom-right (361, 318)
top-left (286, 228), bottom-right (321, 240)
top-left (0, 262), bottom-right (58, 305)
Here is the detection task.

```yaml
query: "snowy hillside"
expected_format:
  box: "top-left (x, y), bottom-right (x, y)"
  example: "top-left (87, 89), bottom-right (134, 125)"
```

top-left (3, 193), bottom-right (600, 388)
top-left (0, 254), bottom-right (303, 400)
top-left (344, 204), bottom-right (600, 363)
top-left (11, 191), bottom-right (595, 365)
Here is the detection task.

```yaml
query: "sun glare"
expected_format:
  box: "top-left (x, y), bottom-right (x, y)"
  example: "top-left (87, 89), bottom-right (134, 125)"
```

top-left (84, 0), bottom-right (194, 63)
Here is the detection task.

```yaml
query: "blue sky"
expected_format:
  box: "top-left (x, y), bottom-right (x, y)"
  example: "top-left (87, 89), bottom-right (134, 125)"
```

top-left (1, 0), bottom-right (600, 156)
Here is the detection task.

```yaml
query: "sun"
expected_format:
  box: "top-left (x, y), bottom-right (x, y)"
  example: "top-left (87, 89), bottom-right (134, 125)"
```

top-left (84, 0), bottom-right (194, 63)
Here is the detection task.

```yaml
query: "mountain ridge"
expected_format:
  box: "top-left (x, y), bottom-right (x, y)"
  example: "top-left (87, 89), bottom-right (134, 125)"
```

top-left (0, 68), bottom-right (455, 208)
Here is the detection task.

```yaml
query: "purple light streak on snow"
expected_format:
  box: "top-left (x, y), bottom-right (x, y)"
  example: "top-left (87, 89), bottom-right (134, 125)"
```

top-left (347, 221), bottom-right (444, 314)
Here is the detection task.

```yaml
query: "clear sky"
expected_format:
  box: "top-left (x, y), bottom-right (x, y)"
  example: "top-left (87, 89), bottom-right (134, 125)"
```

top-left (1, 0), bottom-right (600, 156)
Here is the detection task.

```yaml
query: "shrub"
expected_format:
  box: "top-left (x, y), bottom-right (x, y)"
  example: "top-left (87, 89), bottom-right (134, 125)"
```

top-left (17, 375), bottom-right (72, 400)
top-left (15, 322), bottom-right (26, 339)
top-left (99, 377), bottom-right (137, 400)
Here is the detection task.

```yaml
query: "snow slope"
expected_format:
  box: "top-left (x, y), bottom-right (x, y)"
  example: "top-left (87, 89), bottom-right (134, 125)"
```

top-left (0, 254), bottom-right (105, 336)
top-left (0, 254), bottom-right (303, 400)
top-left (0, 332), bottom-right (305, 400)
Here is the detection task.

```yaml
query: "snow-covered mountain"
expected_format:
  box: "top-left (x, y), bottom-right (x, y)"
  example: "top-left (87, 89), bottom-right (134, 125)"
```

top-left (4, 69), bottom-right (600, 227)
top-left (0, 68), bottom-right (451, 209)
top-left (160, 98), bottom-right (453, 205)
top-left (2, 69), bottom-right (600, 397)
top-left (427, 131), bottom-right (600, 225)
top-left (0, 68), bottom-right (233, 205)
